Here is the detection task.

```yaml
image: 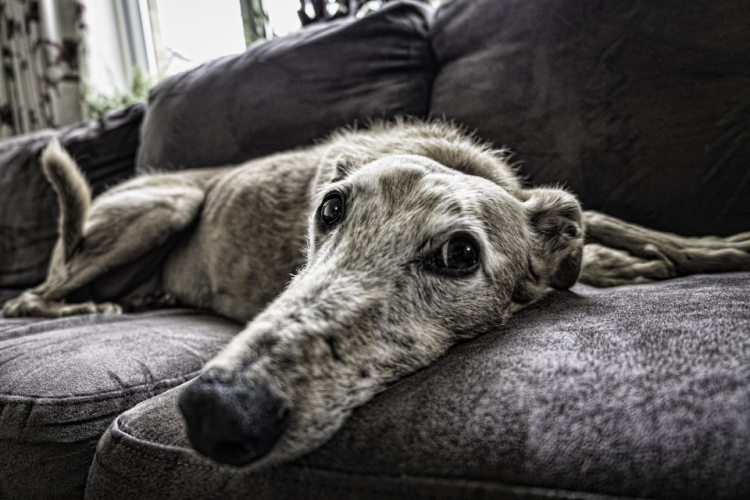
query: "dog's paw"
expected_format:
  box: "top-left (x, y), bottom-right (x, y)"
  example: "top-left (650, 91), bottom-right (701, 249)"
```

top-left (124, 291), bottom-right (178, 312)
top-left (1, 294), bottom-right (26, 317)
top-left (669, 233), bottom-right (750, 274)
top-left (725, 231), bottom-right (750, 244)
top-left (1, 291), bottom-right (55, 318)
top-left (54, 300), bottom-right (122, 317)
top-left (2, 292), bottom-right (124, 318)
top-left (96, 302), bottom-right (123, 314)
top-left (579, 244), bottom-right (676, 287)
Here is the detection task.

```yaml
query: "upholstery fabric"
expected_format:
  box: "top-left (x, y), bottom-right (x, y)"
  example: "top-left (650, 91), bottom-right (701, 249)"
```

top-left (0, 103), bottom-right (145, 289)
top-left (135, 1), bottom-right (436, 173)
top-left (86, 274), bottom-right (750, 500)
top-left (430, 0), bottom-right (750, 237)
top-left (0, 309), bottom-right (241, 499)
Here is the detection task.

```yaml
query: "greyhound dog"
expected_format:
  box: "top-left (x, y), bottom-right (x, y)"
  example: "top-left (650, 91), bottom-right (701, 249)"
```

top-left (3, 120), bottom-right (749, 469)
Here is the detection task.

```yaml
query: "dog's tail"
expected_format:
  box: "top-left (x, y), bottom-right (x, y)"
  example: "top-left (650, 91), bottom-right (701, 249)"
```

top-left (41, 139), bottom-right (91, 261)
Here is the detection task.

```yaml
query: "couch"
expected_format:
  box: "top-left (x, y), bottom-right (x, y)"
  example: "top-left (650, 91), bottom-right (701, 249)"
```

top-left (1, 1), bottom-right (749, 498)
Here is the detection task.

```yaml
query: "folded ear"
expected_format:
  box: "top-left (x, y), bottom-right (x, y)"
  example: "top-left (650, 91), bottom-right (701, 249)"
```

top-left (522, 188), bottom-right (584, 290)
top-left (332, 154), bottom-right (360, 181)
top-left (308, 154), bottom-right (364, 201)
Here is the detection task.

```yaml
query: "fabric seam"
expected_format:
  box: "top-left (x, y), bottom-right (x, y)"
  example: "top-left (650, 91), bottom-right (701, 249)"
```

top-left (0, 370), bottom-right (199, 404)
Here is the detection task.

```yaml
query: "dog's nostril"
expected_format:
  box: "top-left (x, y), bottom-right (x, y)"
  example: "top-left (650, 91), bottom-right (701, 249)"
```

top-left (179, 370), bottom-right (290, 466)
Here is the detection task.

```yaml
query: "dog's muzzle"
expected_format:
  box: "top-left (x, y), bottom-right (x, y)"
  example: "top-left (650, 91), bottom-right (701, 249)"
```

top-left (179, 369), bottom-right (290, 466)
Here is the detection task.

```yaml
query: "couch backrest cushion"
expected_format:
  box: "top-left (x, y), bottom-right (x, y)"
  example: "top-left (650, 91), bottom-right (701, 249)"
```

top-left (136, 1), bottom-right (436, 173)
top-left (430, 0), bottom-right (750, 236)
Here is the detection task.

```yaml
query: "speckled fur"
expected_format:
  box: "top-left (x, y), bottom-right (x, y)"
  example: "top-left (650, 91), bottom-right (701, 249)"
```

top-left (4, 119), bottom-right (749, 468)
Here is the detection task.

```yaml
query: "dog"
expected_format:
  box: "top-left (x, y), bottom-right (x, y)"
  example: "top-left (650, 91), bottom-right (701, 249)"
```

top-left (3, 120), bottom-right (749, 469)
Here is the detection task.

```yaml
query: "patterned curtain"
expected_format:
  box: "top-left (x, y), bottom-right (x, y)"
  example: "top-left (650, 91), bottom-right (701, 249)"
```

top-left (0, 0), bottom-right (83, 138)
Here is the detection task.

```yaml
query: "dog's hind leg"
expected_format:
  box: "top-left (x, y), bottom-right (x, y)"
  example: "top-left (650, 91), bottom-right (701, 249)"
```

top-left (579, 210), bottom-right (750, 287)
top-left (2, 141), bottom-right (205, 317)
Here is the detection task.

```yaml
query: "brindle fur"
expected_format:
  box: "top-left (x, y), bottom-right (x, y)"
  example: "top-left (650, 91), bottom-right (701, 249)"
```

top-left (3, 120), bottom-right (750, 468)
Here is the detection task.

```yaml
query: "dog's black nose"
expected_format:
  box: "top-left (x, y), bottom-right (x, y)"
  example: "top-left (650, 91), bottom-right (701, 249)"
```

top-left (179, 369), bottom-right (290, 466)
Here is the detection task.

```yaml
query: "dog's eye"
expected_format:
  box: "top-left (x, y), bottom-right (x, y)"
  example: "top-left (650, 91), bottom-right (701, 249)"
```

top-left (318, 192), bottom-right (345, 226)
top-left (428, 234), bottom-right (480, 274)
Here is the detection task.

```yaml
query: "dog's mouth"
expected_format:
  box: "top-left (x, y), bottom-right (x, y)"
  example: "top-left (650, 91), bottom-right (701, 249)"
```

top-left (178, 368), bottom-right (291, 466)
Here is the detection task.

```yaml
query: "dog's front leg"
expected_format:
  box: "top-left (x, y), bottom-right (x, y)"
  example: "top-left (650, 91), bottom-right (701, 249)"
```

top-left (579, 211), bottom-right (750, 287)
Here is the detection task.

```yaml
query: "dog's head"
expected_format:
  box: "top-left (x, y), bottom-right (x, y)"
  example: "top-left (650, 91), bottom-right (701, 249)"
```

top-left (179, 154), bottom-right (583, 468)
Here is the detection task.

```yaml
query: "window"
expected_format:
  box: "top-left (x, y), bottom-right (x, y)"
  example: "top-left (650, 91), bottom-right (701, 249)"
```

top-left (82, 1), bottom-right (441, 105)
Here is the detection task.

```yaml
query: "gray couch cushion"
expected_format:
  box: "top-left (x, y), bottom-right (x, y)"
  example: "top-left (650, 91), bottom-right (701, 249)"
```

top-left (430, 0), bottom-right (750, 237)
top-left (0, 309), bottom-right (241, 500)
top-left (85, 273), bottom-right (750, 500)
top-left (0, 103), bottom-right (145, 289)
top-left (135, 1), bottom-right (436, 173)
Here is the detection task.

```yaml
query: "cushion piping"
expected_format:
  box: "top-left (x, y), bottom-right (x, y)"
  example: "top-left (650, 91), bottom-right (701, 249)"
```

top-left (103, 415), bottom-right (642, 500)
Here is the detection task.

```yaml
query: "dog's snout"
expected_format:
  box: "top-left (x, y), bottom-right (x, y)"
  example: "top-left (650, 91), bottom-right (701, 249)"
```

top-left (179, 369), bottom-right (289, 466)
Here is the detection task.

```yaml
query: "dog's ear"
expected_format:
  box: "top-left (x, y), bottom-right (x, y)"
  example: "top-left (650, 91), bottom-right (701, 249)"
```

top-left (333, 154), bottom-right (359, 182)
top-left (311, 154), bottom-right (365, 193)
top-left (522, 188), bottom-right (584, 290)
top-left (309, 154), bottom-right (364, 202)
